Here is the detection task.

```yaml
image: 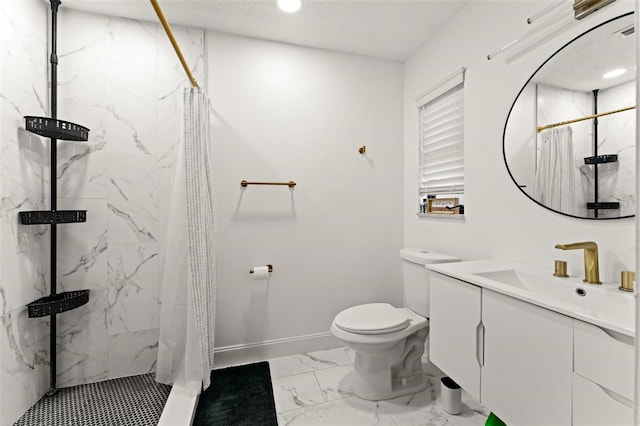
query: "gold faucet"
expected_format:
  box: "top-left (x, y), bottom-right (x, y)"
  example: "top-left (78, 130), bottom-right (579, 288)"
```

top-left (554, 241), bottom-right (601, 284)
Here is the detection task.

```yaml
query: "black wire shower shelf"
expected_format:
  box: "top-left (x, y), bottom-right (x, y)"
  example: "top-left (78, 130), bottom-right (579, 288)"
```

top-left (586, 202), bottom-right (620, 210)
top-left (584, 154), bottom-right (618, 165)
top-left (24, 116), bottom-right (89, 141)
top-left (27, 290), bottom-right (90, 318)
top-left (19, 210), bottom-right (87, 225)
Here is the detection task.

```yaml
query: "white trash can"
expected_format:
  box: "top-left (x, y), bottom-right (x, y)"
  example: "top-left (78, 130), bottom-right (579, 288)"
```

top-left (441, 376), bottom-right (462, 415)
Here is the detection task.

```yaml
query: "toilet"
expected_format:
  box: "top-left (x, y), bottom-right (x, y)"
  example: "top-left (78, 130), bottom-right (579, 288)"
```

top-left (330, 248), bottom-right (460, 401)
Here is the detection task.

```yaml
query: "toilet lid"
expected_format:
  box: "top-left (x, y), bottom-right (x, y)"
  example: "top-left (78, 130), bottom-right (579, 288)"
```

top-left (334, 303), bottom-right (410, 335)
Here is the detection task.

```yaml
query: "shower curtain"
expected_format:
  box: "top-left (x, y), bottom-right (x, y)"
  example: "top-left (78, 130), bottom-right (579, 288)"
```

top-left (534, 126), bottom-right (574, 214)
top-left (156, 87), bottom-right (217, 393)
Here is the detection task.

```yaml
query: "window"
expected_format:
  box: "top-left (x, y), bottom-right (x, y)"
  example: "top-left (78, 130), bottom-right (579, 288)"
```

top-left (416, 68), bottom-right (465, 215)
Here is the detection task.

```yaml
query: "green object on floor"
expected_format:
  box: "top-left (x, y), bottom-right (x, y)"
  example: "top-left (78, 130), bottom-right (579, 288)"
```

top-left (486, 412), bottom-right (507, 426)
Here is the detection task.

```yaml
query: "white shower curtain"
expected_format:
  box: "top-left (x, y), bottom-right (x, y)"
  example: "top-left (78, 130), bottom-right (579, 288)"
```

top-left (156, 86), bottom-right (217, 393)
top-left (534, 126), bottom-right (574, 214)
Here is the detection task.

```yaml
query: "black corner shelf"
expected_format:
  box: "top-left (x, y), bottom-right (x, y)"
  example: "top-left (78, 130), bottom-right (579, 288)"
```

top-left (27, 290), bottom-right (90, 318)
top-left (26, 0), bottom-right (92, 395)
top-left (586, 202), bottom-right (620, 210)
top-left (19, 210), bottom-right (87, 225)
top-left (24, 116), bottom-right (89, 142)
top-left (584, 154), bottom-right (618, 165)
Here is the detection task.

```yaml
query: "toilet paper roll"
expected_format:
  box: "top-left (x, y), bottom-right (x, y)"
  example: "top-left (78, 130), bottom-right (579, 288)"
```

top-left (252, 266), bottom-right (270, 280)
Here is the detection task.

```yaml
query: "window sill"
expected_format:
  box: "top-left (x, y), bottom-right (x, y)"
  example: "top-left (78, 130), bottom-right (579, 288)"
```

top-left (417, 213), bottom-right (465, 220)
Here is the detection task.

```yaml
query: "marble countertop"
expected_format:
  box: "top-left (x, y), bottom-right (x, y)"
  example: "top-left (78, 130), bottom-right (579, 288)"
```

top-left (427, 259), bottom-right (635, 337)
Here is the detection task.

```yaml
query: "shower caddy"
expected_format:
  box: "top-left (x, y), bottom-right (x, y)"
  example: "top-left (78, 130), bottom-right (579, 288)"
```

top-left (20, 0), bottom-right (90, 396)
top-left (583, 89), bottom-right (620, 218)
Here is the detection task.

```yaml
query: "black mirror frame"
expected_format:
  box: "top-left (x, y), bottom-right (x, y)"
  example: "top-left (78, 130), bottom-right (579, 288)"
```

top-left (502, 11), bottom-right (636, 220)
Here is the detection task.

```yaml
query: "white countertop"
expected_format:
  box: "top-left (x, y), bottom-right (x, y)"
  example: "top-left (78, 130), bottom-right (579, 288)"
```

top-left (428, 259), bottom-right (635, 337)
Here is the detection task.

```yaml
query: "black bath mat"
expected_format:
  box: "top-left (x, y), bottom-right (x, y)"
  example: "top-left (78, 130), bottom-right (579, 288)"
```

top-left (193, 361), bottom-right (278, 426)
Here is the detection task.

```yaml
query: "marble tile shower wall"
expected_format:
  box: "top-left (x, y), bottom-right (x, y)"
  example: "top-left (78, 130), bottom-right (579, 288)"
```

top-left (537, 82), bottom-right (635, 217)
top-left (1, 2), bottom-right (204, 423)
top-left (1, 2), bottom-right (49, 424)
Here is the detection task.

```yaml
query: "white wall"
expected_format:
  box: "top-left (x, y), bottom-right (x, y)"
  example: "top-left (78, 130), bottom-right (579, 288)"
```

top-left (206, 31), bottom-right (404, 357)
top-left (404, 1), bottom-right (635, 283)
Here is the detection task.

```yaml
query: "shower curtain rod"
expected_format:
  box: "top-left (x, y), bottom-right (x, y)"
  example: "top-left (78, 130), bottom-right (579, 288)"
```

top-left (150, 0), bottom-right (198, 87)
top-left (536, 105), bottom-right (635, 132)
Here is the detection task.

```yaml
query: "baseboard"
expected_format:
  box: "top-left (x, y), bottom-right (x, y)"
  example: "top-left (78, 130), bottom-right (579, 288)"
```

top-left (213, 332), bottom-right (341, 368)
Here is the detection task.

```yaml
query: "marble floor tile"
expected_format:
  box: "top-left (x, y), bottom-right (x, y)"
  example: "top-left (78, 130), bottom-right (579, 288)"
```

top-left (379, 376), bottom-right (488, 426)
top-left (269, 347), bottom-right (352, 379)
top-left (272, 371), bottom-right (327, 413)
top-left (314, 365), bottom-right (353, 402)
top-left (278, 395), bottom-right (397, 426)
top-left (270, 348), bottom-right (488, 426)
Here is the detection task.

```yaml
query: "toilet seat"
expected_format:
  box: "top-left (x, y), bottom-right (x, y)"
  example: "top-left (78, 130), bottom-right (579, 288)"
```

top-left (334, 303), bottom-right (410, 335)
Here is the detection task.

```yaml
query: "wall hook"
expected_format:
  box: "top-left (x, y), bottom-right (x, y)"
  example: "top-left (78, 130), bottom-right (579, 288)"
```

top-left (358, 145), bottom-right (366, 155)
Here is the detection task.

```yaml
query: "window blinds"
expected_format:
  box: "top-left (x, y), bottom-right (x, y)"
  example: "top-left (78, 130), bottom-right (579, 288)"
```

top-left (417, 68), bottom-right (465, 196)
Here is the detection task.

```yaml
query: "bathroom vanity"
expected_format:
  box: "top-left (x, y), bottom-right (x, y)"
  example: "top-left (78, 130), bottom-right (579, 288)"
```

top-left (428, 259), bottom-right (634, 426)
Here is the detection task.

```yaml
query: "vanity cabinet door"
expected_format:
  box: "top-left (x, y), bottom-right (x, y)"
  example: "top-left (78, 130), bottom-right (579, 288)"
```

top-left (429, 273), bottom-right (481, 401)
top-left (481, 289), bottom-right (573, 426)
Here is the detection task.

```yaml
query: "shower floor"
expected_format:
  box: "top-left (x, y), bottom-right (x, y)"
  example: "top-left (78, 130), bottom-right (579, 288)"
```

top-left (13, 373), bottom-right (170, 426)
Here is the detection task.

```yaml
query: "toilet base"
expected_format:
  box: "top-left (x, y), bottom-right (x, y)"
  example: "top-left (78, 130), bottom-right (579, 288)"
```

top-left (351, 369), bottom-right (427, 401)
top-left (348, 327), bottom-right (429, 401)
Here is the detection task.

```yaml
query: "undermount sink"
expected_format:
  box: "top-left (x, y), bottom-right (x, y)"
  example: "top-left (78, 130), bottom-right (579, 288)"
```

top-left (473, 268), bottom-right (601, 302)
top-left (474, 268), bottom-right (593, 306)
top-left (474, 268), bottom-right (575, 295)
top-left (474, 269), bottom-right (529, 289)
top-left (472, 267), bottom-right (633, 328)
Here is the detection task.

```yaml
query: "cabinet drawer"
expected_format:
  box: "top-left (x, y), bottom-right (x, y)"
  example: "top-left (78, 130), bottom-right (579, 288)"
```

top-left (573, 373), bottom-right (633, 426)
top-left (574, 320), bottom-right (634, 400)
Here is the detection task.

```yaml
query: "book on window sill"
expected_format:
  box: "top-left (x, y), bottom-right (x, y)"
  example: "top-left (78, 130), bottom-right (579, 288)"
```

top-left (427, 198), bottom-right (459, 214)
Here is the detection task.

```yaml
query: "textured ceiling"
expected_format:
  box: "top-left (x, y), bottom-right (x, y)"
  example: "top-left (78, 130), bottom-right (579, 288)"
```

top-left (61, 0), bottom-right (470, 61)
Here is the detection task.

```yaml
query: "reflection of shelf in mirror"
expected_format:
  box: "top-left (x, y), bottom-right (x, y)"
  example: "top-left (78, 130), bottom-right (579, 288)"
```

top-left (584, 154), bottom-right (618, 165)
top-left (586, 202), bottom-right (620, 210)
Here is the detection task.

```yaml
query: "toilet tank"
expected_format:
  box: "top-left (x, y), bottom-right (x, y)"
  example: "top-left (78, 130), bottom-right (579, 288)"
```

top-left (400, 248), bottom-right (460, 317)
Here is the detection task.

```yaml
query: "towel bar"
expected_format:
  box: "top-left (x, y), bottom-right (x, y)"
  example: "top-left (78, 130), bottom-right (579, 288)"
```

top-left (241, 180), bottom-right (296, 188)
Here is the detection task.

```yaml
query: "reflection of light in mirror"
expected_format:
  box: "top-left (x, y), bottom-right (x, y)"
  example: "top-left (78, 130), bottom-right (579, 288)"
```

top-left (603, 68), bottom-right (627, 79)
top-left (278, 0), bottom-right (301, 13)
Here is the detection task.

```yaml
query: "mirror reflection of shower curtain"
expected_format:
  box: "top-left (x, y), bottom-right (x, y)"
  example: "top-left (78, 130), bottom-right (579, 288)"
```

top-left (156, 87), bottom-right (217, 394)
top-left (534, 126), bottom-right (574, 215)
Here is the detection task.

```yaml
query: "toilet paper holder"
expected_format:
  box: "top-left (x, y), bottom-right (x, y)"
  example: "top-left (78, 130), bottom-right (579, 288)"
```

top-left (250, 264), bottom-right (273, 274)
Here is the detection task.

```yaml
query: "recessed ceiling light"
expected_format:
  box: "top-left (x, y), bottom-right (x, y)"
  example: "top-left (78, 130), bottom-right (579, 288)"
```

top-left (278, 0), bottom-right (301, 13)
top-left (602, 68), bottom-right (627, 79)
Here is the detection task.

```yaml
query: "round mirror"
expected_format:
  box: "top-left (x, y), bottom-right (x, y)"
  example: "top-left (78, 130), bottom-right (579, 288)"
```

top-left (503, 12), bottom-right (636, 219)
